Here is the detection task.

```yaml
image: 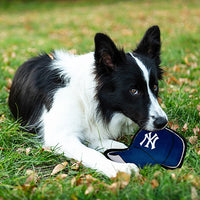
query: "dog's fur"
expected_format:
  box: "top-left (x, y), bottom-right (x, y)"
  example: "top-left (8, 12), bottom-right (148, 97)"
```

top-left (9, 25), bottom-right (168, 177)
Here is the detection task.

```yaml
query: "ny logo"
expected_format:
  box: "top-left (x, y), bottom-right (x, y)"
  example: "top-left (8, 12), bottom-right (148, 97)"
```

top-left (140, 132), bottom-right (159, 150)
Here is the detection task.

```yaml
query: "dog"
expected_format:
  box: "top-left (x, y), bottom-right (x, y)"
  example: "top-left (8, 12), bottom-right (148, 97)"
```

top-left (9, 25), bottom-right (168, 177)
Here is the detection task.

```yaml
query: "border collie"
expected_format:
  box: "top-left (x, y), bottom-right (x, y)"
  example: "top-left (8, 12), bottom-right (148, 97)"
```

top-left (9, 25), bottom-right (168, 177)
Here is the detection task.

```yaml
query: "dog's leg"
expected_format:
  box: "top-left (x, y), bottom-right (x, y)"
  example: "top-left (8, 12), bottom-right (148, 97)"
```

top-left (45, 134), bottom-right (138, 178)
top-left (89, 139), bottom-right (128, 153)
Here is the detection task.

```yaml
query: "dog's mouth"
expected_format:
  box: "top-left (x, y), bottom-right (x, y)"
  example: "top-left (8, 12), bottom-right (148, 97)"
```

top-left (136, 118), bottom-right (168, 132)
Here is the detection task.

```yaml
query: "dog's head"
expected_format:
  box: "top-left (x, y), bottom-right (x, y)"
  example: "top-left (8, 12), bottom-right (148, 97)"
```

top-left (94, 25), bottom-right (168, 131)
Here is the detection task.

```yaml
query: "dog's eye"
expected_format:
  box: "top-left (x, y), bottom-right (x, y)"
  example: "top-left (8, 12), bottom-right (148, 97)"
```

top-left (153, 85), bottom-right (158, 92)
top-left (129, 89), bottom-right (138, 96)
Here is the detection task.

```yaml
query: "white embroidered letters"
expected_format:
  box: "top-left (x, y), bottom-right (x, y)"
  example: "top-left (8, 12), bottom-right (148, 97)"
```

top-left (140, 132), bottom-right (159, 150)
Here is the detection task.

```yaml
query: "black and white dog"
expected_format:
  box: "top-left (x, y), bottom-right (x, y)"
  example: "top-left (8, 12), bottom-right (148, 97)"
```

top-left (9, 25), bottom-right (168, 177)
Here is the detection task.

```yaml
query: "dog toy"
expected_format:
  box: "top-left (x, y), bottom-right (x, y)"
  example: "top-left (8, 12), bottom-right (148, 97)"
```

top-left (104, 127), bottom-right (187, 169)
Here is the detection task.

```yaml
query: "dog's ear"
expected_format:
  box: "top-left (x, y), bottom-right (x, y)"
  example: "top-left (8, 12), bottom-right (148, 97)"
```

top-left (134, 25), bottom-right (161, 65)
top-left (94, 33), bottom-right (125, 73)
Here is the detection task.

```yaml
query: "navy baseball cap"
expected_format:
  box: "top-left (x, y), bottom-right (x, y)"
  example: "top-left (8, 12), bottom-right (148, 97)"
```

top-left (104, 128), bottom-right (187, 169)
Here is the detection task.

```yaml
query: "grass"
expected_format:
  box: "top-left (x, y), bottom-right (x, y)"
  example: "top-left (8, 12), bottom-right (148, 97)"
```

top-left (0, 0), bottom-right (200, 199)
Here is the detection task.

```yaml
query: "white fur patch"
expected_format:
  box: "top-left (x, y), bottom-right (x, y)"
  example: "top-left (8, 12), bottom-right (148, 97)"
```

top-left (40, 50), bottom-right (138, 177)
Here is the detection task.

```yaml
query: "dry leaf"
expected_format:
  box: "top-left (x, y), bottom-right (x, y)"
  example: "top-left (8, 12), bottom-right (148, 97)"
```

top-left (26, 147), bottom-right (31, 155)
top-left (4, 66), bottom-right (15, 75)
top-left (5, 77), bottom-right (12, 90)
top-left (172, 64), bottom-right (181, 72)
top-left (137, 175), bottom-right (147, 185)
top-left (109, 172), bottom-right (131, 192)
top-left (184, 174), bottom-right (200, 187)
top-left (71, 177), bottom-right (77, 187)
top-left (15, 184), bottom-right (36, 192)
top-left (71, 162), bottom-right (81, 171)
top-left (182, 123), bottom-right (188, 132)
top-left (193, 126), bottom-right (200, 136)
top-left (151, 179), bottom-right (159, 189)
top-left (166, 77), bottom-right (180, 85)
top-left (85, 174), bottom-right (99, 184)
top-left (191, 186), bottom-right (198, 200)
top-left (196, 148), bottom-right (200, 155)
top-left (55, 174), bottom-right (68, 180)
top-left (107, 182), bottom-right (119, 193)
top-left (0, 115), bottom-right (6, 123)
top-left (197, 105), bottom-right (200, 111)
top-left (188, 136), bottom-right (198, 145)
top-left (111, 172), bottom-right (131, 182)
top-left (85, 185), bottom-right (94, 195)
top-left (16, 148), bottom-right (26, 153)
top-left (16, 147), bottom-right (31, 155)
top-left (153, 171), bottom-right (162, 177)
top-left (41, 146), bottom-right (52, 153)
top-left (25, 169), bottom-right (38, 184)
top-left (157, 97), bottom-right (162, 104)
top-left (51, 161), bottom-right (68, 176)
top-left (168, 121), bottom-right (179, 131)
top-left (171, 173), bottom-right (176, 180)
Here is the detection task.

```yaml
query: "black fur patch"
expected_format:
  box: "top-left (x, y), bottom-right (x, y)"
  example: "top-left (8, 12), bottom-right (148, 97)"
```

top-left (8, 53), bottom-right (68, 132)
top-left (94, 26), bottom-right (163, 127)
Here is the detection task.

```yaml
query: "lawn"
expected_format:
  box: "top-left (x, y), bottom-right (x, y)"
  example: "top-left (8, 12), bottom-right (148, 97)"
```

top-left (0, 0), bottom-right (200, 199)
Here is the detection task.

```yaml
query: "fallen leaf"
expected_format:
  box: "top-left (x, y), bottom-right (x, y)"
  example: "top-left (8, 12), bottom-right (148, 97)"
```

top-left (166, 76), bottom-right (180, 85)
top-left (107, 182), bottom-right (119, 193)
top-left (153, 171), bottom-right (162, 177)
top-left (179, 78), bottom-right (191, 86)
top-left (71, 177), bottom-right (77, 187)
top-left (171, 173), bottom-right (176, 180)
top-left (85, 174), bottom-right (99, 184)
top-left (137, 174), bottom-right (147, 185)
top-left (85, 185), bottom-right (94, 195)
top-left (197, 105), bottom-right (200, 111)
top-left (5, 77), bottom-right (12, 90)
top-left (157, 97), bottom-right (162, 104)
top-left (16, 147), bottom-right (31, 155)
top-left (51, 161), bottom-right (68, 176)
top-left (191, 186), bottom-right (198, 200)
top-left (111, 172), bottom-right (131, 184)
top-left (4, 66), bottom-right (15, 75)
top-left (193, 126), bottom-right (200, 135)
top-left (184, 174), bottom-right (200, 187)
top-left (109, 172), bottom-right (131, 192)
top-left (15, 184), bottom-right (37, 192)
top-left (168, 121), bottom-right (179, 131)
top-left (188, 136), bottom-right (198, 145)
top-left (26, 147), bottom-right (31, 155)
top-left (55, 174), bottom-right (68, 180)
top-left (71, 162), bottom-right (81, 171)
top-left (16, 148), bottom-right (26, 153)
top-left (41, 146), bottom-right (52, 153)
top-left (172, 64), bottom-right (181, 72)
top-left (182, 123), bottom-right (188, 132)
top-left (151, 179), bottom-right (159, 189)
top-left (25, 169), bottom-right (38, 184)
top-left (0, 114), bottom-right (6, 123)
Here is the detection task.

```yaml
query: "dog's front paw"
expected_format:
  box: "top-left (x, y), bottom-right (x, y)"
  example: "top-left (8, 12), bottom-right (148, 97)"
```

top-left (104, 162), bottom-right (139, 178)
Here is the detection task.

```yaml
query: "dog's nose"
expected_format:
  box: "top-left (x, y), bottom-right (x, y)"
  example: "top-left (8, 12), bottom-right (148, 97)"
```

top-left (153, 117), bottom-right (168, 130)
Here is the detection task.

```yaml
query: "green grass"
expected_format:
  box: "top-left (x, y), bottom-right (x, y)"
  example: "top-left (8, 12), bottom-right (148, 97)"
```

top-left (0, 0), bottom-right (200, 199)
